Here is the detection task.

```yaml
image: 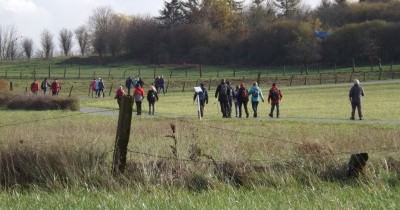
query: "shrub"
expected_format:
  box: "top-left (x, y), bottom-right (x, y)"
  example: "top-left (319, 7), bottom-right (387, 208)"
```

top-left (6, 95), bottom-right (79, 111)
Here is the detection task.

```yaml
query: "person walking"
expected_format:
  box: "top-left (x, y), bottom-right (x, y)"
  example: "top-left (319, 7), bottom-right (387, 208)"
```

top-left (349, 79), bottom-right (365, 120)
top-left (233, 85), bottom-right (240, 118)
top-left (215, 79), bottom-right (230, 118)
top-left (133, 84), bottom-right (144, 115)
top-left (147, 85), bottom-right (159, 115)
top-left (41, 78), bottom-right (50, 95)
top-left (238, 83), bottom-right (249, 118)
top-left (30, 80), bottom-right (40, 96)
top-left (268, 83), bottom-right (283, 118)
top-left (90, 78), bottom-right (96, 98)
top-left (248, 82), bottom-right (264, 118)
top-left (193, 83), bottom-right (209, 118)
top-left (125, 76), bottom-right (134, 96)
top-left (114, 85), bottom-right (126, 107)
top-left (50, 79), bottom-right (61, 96)
top-left (94, 78), bottom-right (100, 98)
top-left (97, 78), bottom-right (105, 98)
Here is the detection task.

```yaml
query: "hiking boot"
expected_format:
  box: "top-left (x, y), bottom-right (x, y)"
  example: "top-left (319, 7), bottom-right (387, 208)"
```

top-left (246, 113), bottom-right (249, 118)
top-left (359, 117), bottom-right (363, 120)
top-left (268, 113), bottom-right (273, 118)
top-left (350, 117), bottom-right (355, 120)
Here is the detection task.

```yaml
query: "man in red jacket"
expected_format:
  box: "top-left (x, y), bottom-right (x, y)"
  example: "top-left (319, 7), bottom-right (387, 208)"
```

top-left (268, 83), bottom-right (283, 118)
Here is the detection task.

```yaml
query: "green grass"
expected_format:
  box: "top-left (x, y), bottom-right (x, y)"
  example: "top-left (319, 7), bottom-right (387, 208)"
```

top-left (1, 59), bottom-right (400, 208)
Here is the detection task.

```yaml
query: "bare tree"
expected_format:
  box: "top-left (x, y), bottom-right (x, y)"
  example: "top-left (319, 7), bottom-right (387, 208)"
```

top-left (107, 14), bottom-right (130, 56)
top-left (74, 25), bottom-right (89, 56)
top-left (0, 25), bottom-right (20, 60)
top-left (22, 38), bottom-right (34, 60)
top-left (40, 29), bottom-right (54, 59)
top-left (59, 28), bottom-right (73, 56)
top-left (88, 6), bottom-right (113, 57)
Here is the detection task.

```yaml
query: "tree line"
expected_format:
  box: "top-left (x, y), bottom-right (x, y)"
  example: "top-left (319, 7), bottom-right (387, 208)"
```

top-left (1, 0), bottom-right (400, 67)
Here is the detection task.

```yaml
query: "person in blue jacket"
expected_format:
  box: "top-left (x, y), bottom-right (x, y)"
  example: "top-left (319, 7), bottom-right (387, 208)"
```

top-left (248, 82), bottom-right (264, 118)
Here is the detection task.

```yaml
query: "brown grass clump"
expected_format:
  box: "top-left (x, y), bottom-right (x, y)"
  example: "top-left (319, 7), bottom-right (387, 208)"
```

top-left (6, 95), bottom-right (79, 111)
top-left (0, 141), bottom-right (108, 189)
top-left (297, 140), bottom-right (334, 161)
top-left (0, 80), bottom-right (9, 91)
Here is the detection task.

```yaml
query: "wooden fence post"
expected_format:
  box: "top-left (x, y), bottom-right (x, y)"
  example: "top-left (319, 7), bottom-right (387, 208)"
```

top-left (9, 81), bottom-right (13, 91)
top-left (68, 85), bottom-right (74, 97)
top-left (123, 70), bottom-right (127, 79)
top-left (289, 75), bottom-right (294, 86)
top-left (352, 58), bottom-right (356, 73)
top-left (48, 64), bottom-right (51, 79)
top-left (304, 76), bottom-right (307, 85)
top-left (182, 81), bottom-right (186, 92)
top-left (364, 72), bottom-right (367, 81)
top-left (109, 83), bottom-right (113, 96)
top-left (153, 67), bottom-right (156, 79)
top-left (166, 80), bottom-right (170, 93)
top-left (233, 69), bottom-right (236, 77)
top-left (217, 69), bottom-right (219, 77)
top-left (199, 64), bottom-right (202, 78)
top-left (349, 72), bottom-right (353, 82)
top-left (335, 73), bottom-right (338, 84)
top-left (78, 65), bottom-right (81, 79)
top-left (109, 67), bottom-right (112, 80)
top-left (33, 67), bottom-right (36, 81)
top-left (208, 79), bottom-right (211, 91)
top-left (64, 65), bottom-right (67, 79)
top-left (169, 71), bottom-right (173, 79)
top-left (5, 70), bottom-right (7, 79)
top-left (185, 69), bottom-right (188, 78)
top-left (112, 95), bottom-right (134, 176)
top-left (319, 73), bottom-right (322, 84)
top-left (257, 72), bottom-right (261, 84)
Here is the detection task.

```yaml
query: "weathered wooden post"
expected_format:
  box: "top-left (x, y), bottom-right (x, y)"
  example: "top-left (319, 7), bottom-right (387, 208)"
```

top-left (109, 83), bottom-right (113, 96)
top-left (48, 64), bottom-right (51, 78)
top-left (109, 67), bottom-right (112, 80)
top-left (10, 81), bottom-right (13, 91)
top-left (68, 85), bottom-right (74, 97)
top-left (352, 58), bottom-right (356, 73)
top-left (78, 65), bottom-right (81, 79)
top-left (257, 72), bottom-right (261, 84)
top-left (169, 70), bottom-right (173, 79)
top-left (289, 75), bottom-right (294, 86)
top-left (199, 64), bottom-right (202, 78)
top-left (208, 79), bottom-right (212, 91)
top-left (112, 95), bottom-right (134, 175)
top-left (64, 64), bottom-right (67, 79)
top-left (182, 81), bottom-right (186, 92)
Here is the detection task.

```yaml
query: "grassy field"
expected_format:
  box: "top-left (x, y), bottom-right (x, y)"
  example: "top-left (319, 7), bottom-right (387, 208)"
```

top-left (1, 59), bottom-right (400, 208)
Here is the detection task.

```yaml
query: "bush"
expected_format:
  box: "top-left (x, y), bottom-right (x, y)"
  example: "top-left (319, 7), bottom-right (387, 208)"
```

top-left (6, 95), bottom-right (79, 111)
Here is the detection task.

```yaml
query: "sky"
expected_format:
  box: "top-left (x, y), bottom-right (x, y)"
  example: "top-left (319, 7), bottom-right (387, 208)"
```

top-left (0, 0), bottom-right (322, 55)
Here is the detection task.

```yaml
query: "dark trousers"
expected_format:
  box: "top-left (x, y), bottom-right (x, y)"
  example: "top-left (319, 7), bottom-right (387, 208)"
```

top-left (148, 101), bottom-right (155, 115)
top-left (136, 101), bottom-right (142, 115)
top-left (199, 100), bottom-right (205, 117)
top-left (351, 102), bottom-right (362, 119)
top-left (234, 101), bottom-right (239, 117)
top-left (219, 100), bottom-right (230, 118)
top-left (270, 103), bottom-right (280, 118)
top-left (251, 101), bottom-right (259, 118)
top-left (238, 101), bottom-right (249, 118)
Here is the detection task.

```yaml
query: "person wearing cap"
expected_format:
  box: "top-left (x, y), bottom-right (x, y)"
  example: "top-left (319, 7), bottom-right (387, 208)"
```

top-left (147, 85), bottom-right (159, 115)
top-left (349, 79), bottom-right (365, 120)
top-left (268, 83), bottom-right (283, 118)
top-left (193, 83), bottom-right (209, 118)
top-left (115, 85), bottom-right (126, 107)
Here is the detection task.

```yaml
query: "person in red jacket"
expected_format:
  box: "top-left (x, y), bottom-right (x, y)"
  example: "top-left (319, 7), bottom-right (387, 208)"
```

top-left (30, 80), bottom-right (40, 96)
top-left (133, 85), bottom-right (144, 115)
top-left (114, 85), bottom-right (126, 107)
top-left (51, 79), bottom-right (61, 96)
top-left (268, 83), bottom-right (283, 118)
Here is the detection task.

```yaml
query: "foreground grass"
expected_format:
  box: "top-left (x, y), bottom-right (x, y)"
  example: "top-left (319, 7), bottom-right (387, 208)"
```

top-left (1, 184), bottom-right (399, 209)
top-left (1, 81), bottom-right (400, 208)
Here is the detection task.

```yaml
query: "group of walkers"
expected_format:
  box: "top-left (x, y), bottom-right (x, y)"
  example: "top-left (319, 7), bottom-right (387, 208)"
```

top-left (30, 77), bottom-right (61, 96)
top-left (213, 79), bottom-right (283, 119)
top-left (89, 78), bottom-right (106, 98)
top-left (115, 76), bottom-right (159, 116)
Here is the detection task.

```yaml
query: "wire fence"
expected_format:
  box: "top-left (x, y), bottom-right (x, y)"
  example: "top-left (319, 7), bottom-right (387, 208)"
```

top-left (1, 110), bottom-right (398, 166)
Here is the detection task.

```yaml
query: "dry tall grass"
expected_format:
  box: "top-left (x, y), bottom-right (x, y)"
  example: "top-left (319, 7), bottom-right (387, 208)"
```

top-left (7, 95), bottom-right (79, 111)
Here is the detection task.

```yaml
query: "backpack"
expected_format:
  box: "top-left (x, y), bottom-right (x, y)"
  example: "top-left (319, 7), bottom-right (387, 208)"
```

top-left (241, 88), bottom-right (248, 100)
top-left (51, 82), bottom-right (57, 89)
top-left (41, 81), bottom-right (46, 89)
top-left (252, 88), bottom-right (259, 97)
top-left (134, 93), bottom-right (143, 102)
top-left (271, 89), bottom-right (280, 101)
top-left (198, 90), bottom-right (206, 101)
top-left (219, 84), bottom-right (228, 97)
top-left (148, 90), bottom-right (157, 102)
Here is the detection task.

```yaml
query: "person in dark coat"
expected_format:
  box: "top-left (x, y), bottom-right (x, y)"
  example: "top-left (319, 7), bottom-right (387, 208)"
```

top-left (215, 79), bottom-right (230, 118)
top-left (268, 83), bottom-right (283, 118)
top-left (237, 82), bottom-right (249, 118)
top-left (349, 79), bottom-right (365, 120)
top-left (147, 85), bottom-right (159, 115)
top-left (193, 83), bottom-right (209, 118)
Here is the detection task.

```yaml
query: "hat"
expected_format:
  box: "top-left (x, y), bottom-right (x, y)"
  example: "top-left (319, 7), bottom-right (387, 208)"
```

top-left (354, 79), bottom-right (360, 85)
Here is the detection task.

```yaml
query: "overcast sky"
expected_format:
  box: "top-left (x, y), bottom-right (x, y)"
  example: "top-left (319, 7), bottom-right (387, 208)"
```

top-left (0, 0), bottom-right (322, 54)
